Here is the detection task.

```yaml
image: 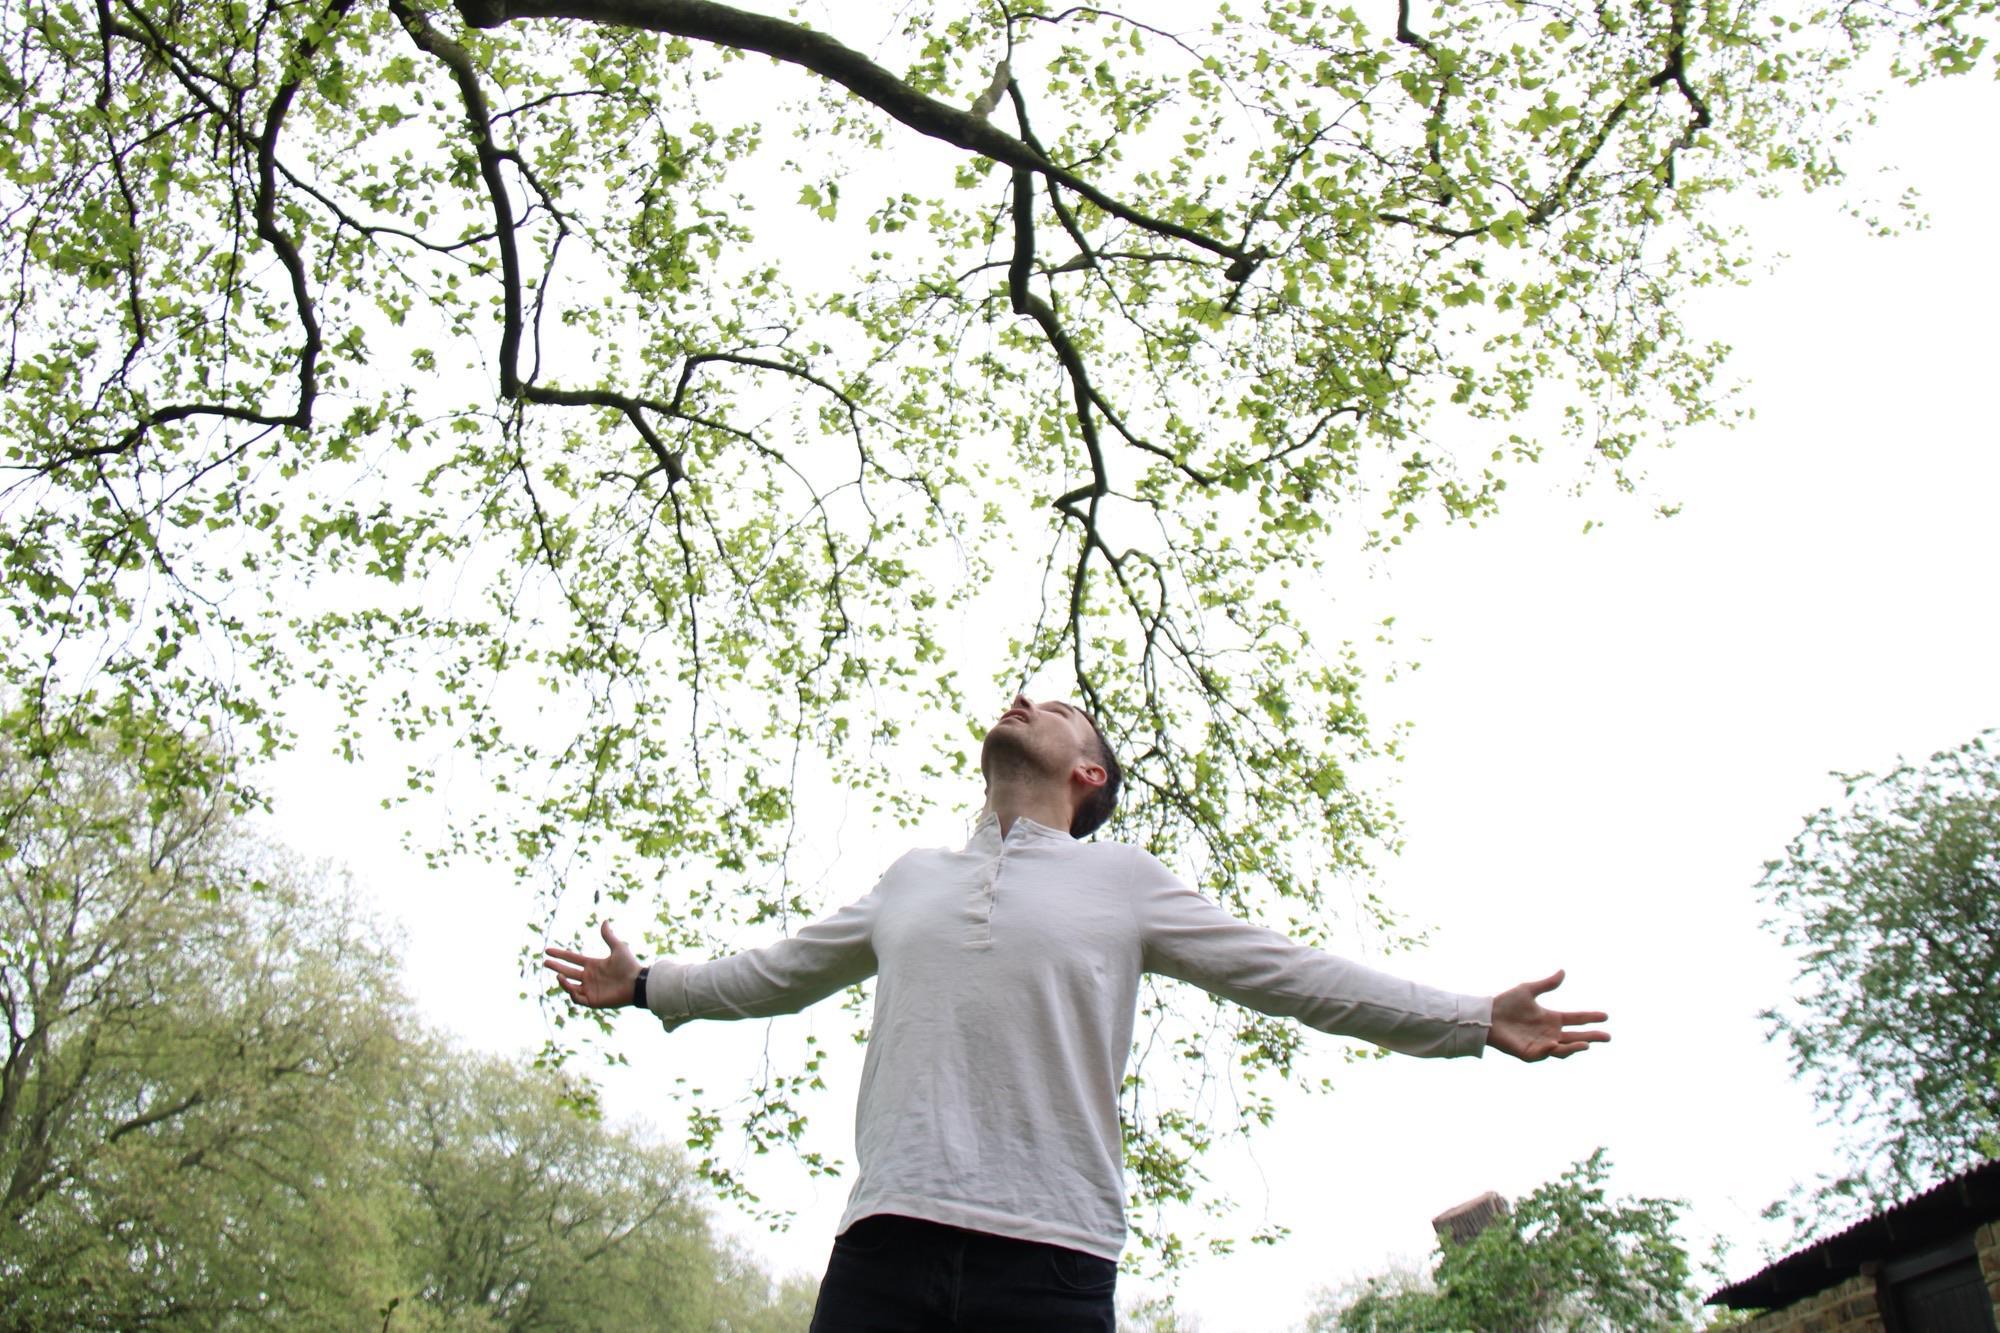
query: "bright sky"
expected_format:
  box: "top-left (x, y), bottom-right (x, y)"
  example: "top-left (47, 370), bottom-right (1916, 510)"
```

top-left (263, 69), bottom-right (1996, 1332)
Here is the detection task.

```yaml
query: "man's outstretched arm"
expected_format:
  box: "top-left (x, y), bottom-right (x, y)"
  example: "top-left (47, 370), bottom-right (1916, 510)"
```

top-left (1485, 968), bottom-right (1609, 1061)
top-left (1133, 851), bottom-right (1610, 1060)
top-left (544, 893), bottom-right (881, 1030)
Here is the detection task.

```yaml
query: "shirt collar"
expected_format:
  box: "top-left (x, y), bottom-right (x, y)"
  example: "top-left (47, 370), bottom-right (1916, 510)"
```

top-left (968, 810), bottom-right (1071, 849)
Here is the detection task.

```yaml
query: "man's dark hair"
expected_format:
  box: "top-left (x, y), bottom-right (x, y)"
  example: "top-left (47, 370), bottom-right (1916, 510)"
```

top-left (1071, 712), bottom-right (1123, 838)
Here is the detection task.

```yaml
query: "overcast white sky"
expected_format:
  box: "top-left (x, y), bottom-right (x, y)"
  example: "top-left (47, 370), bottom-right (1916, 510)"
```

top-left (264, 67), bottom-right (1996, 1332)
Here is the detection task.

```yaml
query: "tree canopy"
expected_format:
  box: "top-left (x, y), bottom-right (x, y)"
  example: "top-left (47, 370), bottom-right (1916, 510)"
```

top-left (2, 0), bottom-right (1992, 1254)
top-left (1759, 728), bottom-right (2000, 1220)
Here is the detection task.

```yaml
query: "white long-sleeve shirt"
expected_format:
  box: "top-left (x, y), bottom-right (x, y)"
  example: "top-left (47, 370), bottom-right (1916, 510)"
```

top-left (644, 813), bottom-right (1492, 1259)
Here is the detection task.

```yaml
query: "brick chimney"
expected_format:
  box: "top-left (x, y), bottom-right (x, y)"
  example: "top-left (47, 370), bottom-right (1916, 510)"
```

top-left (1432, 1191), bottom-right (1511, 1247)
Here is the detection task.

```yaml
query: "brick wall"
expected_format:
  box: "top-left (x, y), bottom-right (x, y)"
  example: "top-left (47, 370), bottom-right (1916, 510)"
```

top-left (1713, 1224), bottom-right (2000, 1333)
top-left (1722, 1274), bottom-right (1884, 1333)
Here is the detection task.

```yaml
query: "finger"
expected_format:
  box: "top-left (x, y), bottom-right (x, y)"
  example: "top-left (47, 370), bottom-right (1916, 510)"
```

top-left (1527, 968), bottom-right (1566, 996)
top-left (545, 946), bottom-right (589, 964)
top-left (542, 958), bottom-right (585, 981)
top-left (1561, 1029), bottom-right (1611, 1045)
top-left (1557, 1010), bottom-right (1609, 1025)
top-left (600, 918), bottom-right (626, 950)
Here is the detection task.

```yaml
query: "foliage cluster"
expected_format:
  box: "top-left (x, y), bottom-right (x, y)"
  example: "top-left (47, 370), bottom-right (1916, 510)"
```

top-left (0, 711), bottom-right (816, 1330)
top-left (1312, 1150), bottom-right (1700, 1332)
top-left (1759, 728), bottom-right (2000, 1224)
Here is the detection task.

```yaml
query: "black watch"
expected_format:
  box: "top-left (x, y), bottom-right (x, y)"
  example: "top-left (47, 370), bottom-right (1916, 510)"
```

top-left (631, 966), bottom-right (650, 1010)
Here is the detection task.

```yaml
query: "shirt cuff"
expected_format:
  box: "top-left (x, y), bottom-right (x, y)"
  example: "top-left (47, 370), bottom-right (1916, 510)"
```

top-left (1449, 993), bottom-right (1494, 1058)
top-left (642, 961), bottom-right (694, 1032)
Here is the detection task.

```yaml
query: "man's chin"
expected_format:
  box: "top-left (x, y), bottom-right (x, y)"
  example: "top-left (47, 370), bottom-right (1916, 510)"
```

top-left (980, 725), bottom-right (1027, 771)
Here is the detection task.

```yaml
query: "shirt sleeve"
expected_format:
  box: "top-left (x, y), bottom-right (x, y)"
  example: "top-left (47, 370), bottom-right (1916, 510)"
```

top-left (643, 885), bottom-right (881, 1033)
top-left (1131, 850), bottom-right (1491, 1058)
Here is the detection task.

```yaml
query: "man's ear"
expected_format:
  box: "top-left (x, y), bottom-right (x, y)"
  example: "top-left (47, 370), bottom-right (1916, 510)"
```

top-left (1071, 759), bottom-right (1108, 792)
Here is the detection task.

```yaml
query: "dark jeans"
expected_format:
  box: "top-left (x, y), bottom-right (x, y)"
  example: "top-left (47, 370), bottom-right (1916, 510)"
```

top-left (808, 1213), bottom-right (1118, 1332)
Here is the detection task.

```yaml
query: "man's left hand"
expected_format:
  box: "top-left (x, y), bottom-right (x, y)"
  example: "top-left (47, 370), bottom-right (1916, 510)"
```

top-left (1487, 969), bottom-right (1609, 1062)
top-left (544, 919), bottom-right (643, 1009)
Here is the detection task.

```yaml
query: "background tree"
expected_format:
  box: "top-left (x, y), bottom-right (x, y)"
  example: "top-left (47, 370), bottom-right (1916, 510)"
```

top-left (387, 1045), bottom-right (806, 1331)
top-left (1759, 727), bottom-right (2000, 1219)
top-left (0, 714), bottom-right (816, 1328)
top-left (1314, 1261), bottom-right (1441, 1333)
top-left (2, 0), bottom-right (1993, 1255)
top-left (1309, 1150), bottom-right (1700, 1332)
top-left (0, 709), bottom-right (410, 1327)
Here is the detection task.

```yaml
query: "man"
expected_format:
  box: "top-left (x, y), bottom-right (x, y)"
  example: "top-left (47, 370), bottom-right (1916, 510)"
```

top-left (545, 695), bottom-right (1609, 1331)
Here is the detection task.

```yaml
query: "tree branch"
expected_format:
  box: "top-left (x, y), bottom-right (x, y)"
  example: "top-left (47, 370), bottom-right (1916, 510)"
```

top-left (82, 0), bottom-right (354, 457)
top-left (457, 0), bottom-right (1254, 265)
top-left (106, 1090), bottom-right (206, 1142)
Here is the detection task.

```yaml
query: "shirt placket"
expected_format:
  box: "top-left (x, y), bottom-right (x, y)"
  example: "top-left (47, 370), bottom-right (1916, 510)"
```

top-left (965, 840), bottom-right (1001, 949)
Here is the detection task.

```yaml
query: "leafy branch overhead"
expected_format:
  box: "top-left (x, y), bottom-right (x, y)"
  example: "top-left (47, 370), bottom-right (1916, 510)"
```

top-left (0, 0), bottom-right (1988, 1256)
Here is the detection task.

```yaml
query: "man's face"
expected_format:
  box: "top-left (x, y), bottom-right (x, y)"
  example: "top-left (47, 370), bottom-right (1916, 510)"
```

top-left (981, 694), bottom-right (1098, 783)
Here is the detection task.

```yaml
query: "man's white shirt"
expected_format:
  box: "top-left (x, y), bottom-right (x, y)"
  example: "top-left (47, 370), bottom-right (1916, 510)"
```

top-left (644, 813), bottom-right (1492, 1260)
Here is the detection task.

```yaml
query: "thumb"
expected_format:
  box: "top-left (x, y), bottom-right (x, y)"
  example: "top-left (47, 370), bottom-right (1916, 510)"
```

top-left (1528, 968), bottom-right (1566, 997)
top-left (600, 918), bottom-right (626, 952)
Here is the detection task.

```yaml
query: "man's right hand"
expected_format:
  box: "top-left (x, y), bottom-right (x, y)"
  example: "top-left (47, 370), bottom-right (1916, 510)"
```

top-left (544, 920), bottom-right (642, 1008)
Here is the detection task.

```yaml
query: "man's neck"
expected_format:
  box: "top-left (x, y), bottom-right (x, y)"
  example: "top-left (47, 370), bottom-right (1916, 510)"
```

top-left (981, 778), bottom-right (1074, 840)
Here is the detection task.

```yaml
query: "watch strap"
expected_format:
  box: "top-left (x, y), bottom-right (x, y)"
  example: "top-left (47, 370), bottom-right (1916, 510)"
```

top-left (631, 966), bottom-right (650, 1010)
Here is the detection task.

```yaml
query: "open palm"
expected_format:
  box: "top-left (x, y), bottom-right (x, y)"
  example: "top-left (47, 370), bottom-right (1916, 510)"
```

top-left (1488, 969), bottom-right (1610, 1062)
top-left (544, 920), bottom-right (641, 1008)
